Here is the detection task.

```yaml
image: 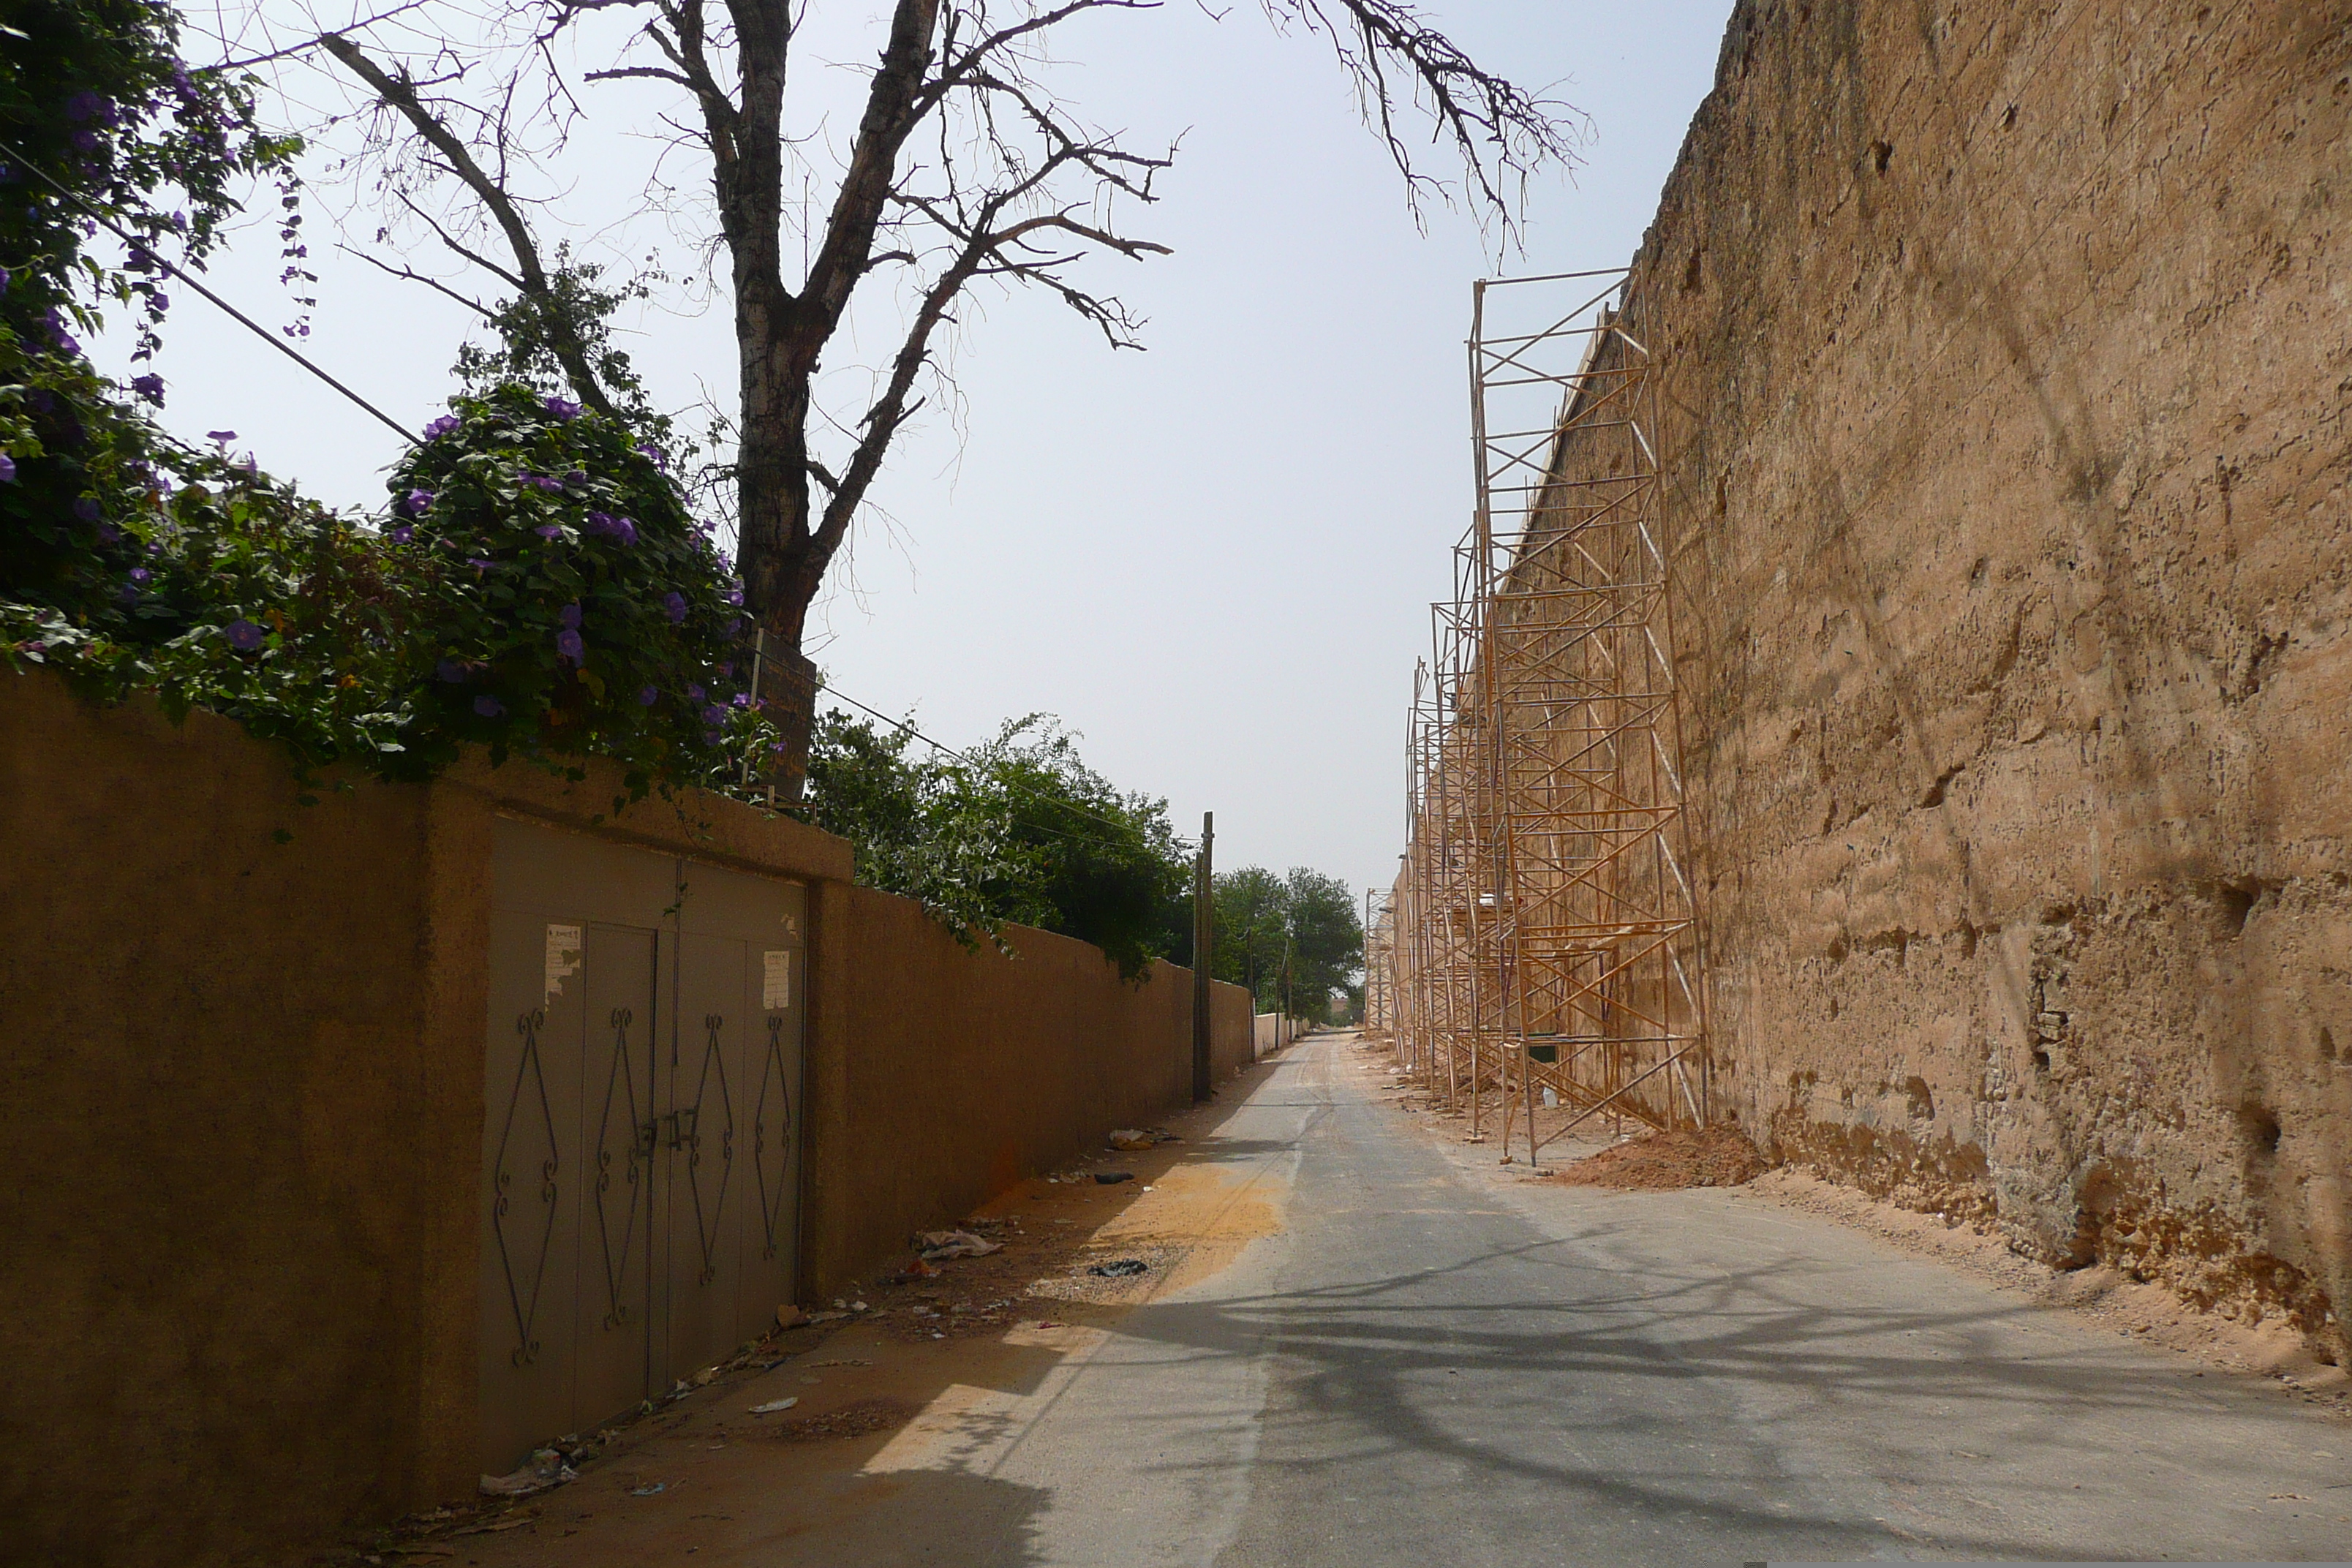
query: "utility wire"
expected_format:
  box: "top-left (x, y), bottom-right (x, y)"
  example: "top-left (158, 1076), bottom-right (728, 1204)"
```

top-left (7, 144), bottom-right (1188, 855)
top-left (818, 682), bottom-right (1188, 851)
top-left (0, 138), bottom-right (419, 445)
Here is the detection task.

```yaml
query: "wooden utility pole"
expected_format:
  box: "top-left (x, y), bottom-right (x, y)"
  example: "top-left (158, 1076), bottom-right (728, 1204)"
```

top-left (1192, 811), bottom-right (1214, 1102)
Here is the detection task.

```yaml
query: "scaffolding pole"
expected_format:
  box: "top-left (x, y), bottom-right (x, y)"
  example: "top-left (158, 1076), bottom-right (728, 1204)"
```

top-left (1389, 269), bottom-right (1711, 1166)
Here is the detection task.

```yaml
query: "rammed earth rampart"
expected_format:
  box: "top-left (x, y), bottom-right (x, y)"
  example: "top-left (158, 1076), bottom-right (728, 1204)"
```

top-left (1601, 1), bottom-right (2352, 1356)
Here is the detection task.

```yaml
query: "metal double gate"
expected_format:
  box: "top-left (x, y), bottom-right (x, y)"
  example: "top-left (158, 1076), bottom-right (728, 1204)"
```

top-left (478, 818), bottom-right (805, 1472)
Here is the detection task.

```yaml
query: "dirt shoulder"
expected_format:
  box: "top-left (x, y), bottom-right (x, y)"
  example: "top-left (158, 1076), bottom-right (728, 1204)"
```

top-left (310, 1051), bottom-right (1299, 1567)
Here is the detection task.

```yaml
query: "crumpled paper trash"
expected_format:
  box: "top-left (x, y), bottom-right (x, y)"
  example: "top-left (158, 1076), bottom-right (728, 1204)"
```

top-left (916, 1229), bottom-right (1003, 1260)
top-left (480, 1447), bottom-right (576, 1497)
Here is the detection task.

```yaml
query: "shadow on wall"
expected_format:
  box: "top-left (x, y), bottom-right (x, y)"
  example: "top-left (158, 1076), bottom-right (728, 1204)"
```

top-left (1607, 0), bottom-right (2352, 1362)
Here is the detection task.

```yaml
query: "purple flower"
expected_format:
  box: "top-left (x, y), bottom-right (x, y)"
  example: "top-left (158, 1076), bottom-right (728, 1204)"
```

top-left (435, 659), bottom-right (470, 684)
top-left (663, 592), bottom-right (687, 624)
top-left (565, 470), bottom-right (587, 488)
top-left (65, 91), bottom-right (110, 122)
top-left (559, 603), bottom-right (583, 630)
top-left (556, 628), bottom-right (586, 663)
top-left (535, 524), bottom-right (562, 539)
top-left (151, 293), bottom-right (169, 312)
top-left (636, 442), bottom-right (668, 472)
top-left (207, 429), bottom-right (237, 446)
top-left (94, 522), bottom-right (121, 545)
top-left (422, 414), bottom-right (461, 440)
top-left (731, 692), bottom-right (752, 709)
top-left (638, 685), bottom-right (659, 706)
top-left (543, 396), bottom-right (582, 420)
top-left (473, 695), bottom-right (505, 718)
top-left (685, 682), bottom-right (705, 703)
top-left (129, 372), bottom-right (165, 404)
top-left (225, 619), bottom-right (265, 652)
top-left (0, 265), bottom-right (10, 294)
top-left (401, 489), bottom-right (434, 516)
top-left (723, 617), bottom-right (742, 638)
top-left (723, 584), bottom-right (745, 606)
top-left (72, 498), bottom-right (100, 522)
top-left (71, 129), bottom-right (102, 154)
top-left (717, 662), bottom-right (734, 679)
top-left (467, 557), bottom-right (495, 573)
top-left (388, 524), bottom-right (415, 545)
top-left (170, 211), bottom-right (188, 233)
top-left (611, 516), bottom-right (638, 546)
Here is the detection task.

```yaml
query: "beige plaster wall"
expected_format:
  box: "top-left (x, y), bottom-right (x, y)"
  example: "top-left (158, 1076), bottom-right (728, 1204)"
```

top-left (1, 667), bottom-right (1237, 1561)
top-left (801, 881), bottom-right (1253, 1293)
top-left (1606, 1), bottom-right (2352, 1352)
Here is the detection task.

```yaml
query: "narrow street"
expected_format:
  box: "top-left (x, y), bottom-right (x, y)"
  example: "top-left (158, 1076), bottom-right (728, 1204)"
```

top-left (448, 1035), bottom-right (2351, 1567)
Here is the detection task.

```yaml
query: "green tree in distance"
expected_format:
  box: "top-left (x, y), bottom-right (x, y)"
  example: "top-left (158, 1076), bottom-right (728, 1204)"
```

top-left (798, 708), bottom-right (1189, 981)
top-left (1213, 865), bottom-right (1364, 1022)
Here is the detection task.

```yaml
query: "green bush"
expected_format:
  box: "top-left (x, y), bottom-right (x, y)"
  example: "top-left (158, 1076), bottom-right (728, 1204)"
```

top-left (3, 385), bottom-right (774, 800)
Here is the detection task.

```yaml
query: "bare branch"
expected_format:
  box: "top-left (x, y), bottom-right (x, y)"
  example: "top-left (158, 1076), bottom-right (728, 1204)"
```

top-left (321, 31), bottom-right (619, 416)
top-left (339, 243), bottom-right (495, 318)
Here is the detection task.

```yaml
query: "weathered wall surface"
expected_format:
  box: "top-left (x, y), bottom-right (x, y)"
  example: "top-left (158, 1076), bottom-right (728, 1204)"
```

top-left (0, 671), bottom-right (468, 1564)
top-left (801, 883), bottom-right (1253, 1292)
top-left (1612, 1), bottom-right (2352, 1352)
top-left (0, 667), bottom-right (1237, 1562)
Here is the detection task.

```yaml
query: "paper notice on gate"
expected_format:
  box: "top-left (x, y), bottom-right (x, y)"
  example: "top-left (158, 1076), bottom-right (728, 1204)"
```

top-left (763, 949), bottom-right (791, 1011)
top-left (545, 924), bottom-right (584, 1003)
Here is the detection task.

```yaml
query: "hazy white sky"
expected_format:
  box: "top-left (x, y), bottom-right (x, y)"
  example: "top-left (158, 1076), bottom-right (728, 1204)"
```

top-left (96, 0), bottom-right (1731, 908)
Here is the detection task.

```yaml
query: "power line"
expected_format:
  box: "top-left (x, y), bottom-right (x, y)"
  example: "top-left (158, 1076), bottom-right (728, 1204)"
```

top-left (9, 144), bottom-right (1191, 857)
top-left (817, 683), bottom-right (1189, 851)
top-left (0, 138), bottom-right (418, 445)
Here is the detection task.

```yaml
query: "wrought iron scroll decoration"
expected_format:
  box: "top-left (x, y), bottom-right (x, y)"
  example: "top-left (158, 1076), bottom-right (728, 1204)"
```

top-left (753, 1011), bottom-right (794, 1261)
top-left (686, 1012), bottom-right (735, 1286)
top-left (592, 1006), bottom-right (644, 1330)
top-left (492, 1009), bottom-right (559, 1368)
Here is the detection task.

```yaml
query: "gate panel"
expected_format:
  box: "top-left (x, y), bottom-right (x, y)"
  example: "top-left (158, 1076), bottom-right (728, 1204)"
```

top-left (477, 905), bottom-right (587, 1472)
top-left (574, 922), bottom-right (658, 1428)
top-left (481, 819), bottom-right (805, 1466)
top-left (662, 932), bottom-right (750, 1382)
top-left (676, 861), bottom-right (804, 1353)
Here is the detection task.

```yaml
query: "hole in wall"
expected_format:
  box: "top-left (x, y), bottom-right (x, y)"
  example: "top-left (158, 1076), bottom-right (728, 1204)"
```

top-left (2213, 877), bottom-right (2261, 935)
top-left (2031, 1045), bottom-right (2051, 1072)
top-left (1870, 139), bottom-right (1893, 173)
top-left (2321, 1025), bottom-right (2339, 1063)
top-left (2239, 1101), bottom-right (2283, 1157)
top-left (1904, 1076), bottom-right (1935, 1120)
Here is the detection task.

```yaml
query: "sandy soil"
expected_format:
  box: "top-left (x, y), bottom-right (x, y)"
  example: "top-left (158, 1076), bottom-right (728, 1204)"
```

top-left (311, 1052), bottom-right (1297, 1567)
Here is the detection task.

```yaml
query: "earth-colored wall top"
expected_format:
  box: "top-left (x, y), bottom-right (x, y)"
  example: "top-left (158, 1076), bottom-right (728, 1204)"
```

top-left (1602, 0), bottom-right (2352, 1354)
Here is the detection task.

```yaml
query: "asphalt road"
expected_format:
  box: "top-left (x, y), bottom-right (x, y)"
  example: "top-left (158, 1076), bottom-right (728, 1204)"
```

top-left (927, 1033), bottom-right (2350, 1565)
top-left (457, 1032), bottom-right (2352, 1565)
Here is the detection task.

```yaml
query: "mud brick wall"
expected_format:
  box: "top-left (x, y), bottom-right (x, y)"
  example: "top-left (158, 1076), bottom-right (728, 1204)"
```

top-left (1609, 1), bottom-right (2352, 1354)
top-left (800, 883), bottom-right (1252, 1294)
top-left (0, 667), bottom-right (1240, 1563)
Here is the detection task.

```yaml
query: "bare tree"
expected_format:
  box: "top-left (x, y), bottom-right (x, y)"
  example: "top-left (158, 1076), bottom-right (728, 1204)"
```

top-left (292, 0), bottom-right (1575, 791)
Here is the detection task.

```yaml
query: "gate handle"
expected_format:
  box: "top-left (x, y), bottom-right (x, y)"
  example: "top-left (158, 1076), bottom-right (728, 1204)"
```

top-left (659, 1107), bottom-right (699, 1150)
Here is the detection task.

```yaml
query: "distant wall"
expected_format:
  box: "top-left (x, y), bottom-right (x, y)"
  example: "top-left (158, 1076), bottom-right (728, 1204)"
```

top-left (800, 884), bottom-right (1252, 1292)
top-left (0, 667), bottom-right (1239, 1563)
top-left (1588, 1), bottom-right (2352, 1352)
